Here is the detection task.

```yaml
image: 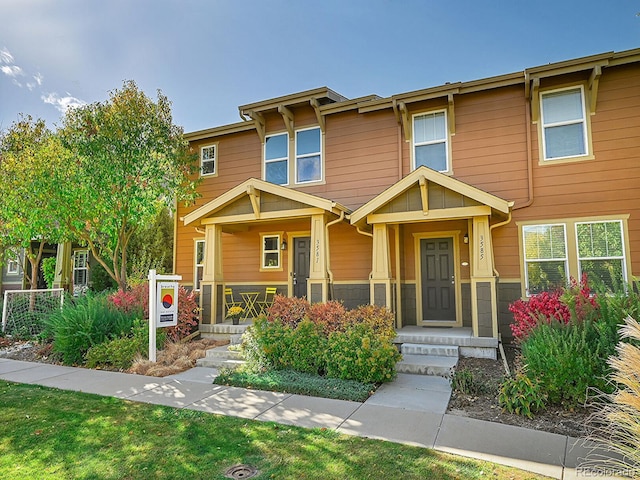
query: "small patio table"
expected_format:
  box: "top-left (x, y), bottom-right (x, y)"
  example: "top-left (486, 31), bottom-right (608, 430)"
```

top-left (240, 291), bottom-right (261, 318)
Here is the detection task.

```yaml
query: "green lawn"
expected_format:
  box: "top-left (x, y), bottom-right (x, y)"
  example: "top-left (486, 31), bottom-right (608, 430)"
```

top-left (0, 381), bottom-right (545, 479)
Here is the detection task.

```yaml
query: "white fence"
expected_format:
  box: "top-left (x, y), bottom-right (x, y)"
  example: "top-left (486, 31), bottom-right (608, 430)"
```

top-left (1, 288), bottom-right (64, 337)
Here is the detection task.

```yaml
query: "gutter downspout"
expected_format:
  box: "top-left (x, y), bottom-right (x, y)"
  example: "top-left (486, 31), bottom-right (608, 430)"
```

top-left (514, 82), bottom-right (534, 211)
top-left (325, 211), bottom-right (345, 300)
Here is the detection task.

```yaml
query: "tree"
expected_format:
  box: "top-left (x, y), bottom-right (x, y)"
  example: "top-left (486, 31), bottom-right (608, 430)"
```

top-left (0, 116), bottom-right (71, 290)
top-left (60, 81), bottom-right (199, 290)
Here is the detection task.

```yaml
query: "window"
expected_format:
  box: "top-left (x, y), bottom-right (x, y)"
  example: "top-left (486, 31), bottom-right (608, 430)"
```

top-left (295, 127), bottom-right (322, 183)
top-left (73, 250), bottom-right (89, 287)
top-left (540, 87), bottom-right (588, 160)
top-left (200, 144), bottom-right (217, 176)
top-left (194, 240), bottom-right (205, 291)
top-left (265, 133), bottom-right (288, 185)
top-left (261, 234), bottom-right (280, 269)
top-left (522, 224), bottom-right (568, 296)
top-left (520, 218), bottom-right (629, 296)
top-left (413, 110), bottom-right (449, 172)
top-left (7, 255), bottom-right (19, 275)
top-left (576, 221), bottom-right (626, 291)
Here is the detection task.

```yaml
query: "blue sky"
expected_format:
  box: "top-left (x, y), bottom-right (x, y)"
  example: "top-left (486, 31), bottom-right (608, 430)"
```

top-left (1, 0), bottom-right (638, 134)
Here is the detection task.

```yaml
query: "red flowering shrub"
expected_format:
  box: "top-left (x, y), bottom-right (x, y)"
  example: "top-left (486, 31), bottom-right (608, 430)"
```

top-left (266, 295), bottom-right (310, 328)
top-left (561, 273), bottom-right (597, 322)
top-left (309, 300), bottom-right (347, 334)
top-left (109, 284), bottom-right (200, 342)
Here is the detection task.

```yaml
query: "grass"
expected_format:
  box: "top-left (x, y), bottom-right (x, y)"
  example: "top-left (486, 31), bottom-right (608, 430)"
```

top-left (0, 380), bottom-right (546, 479)
top-left (214, 368), bottom-right (376, 402)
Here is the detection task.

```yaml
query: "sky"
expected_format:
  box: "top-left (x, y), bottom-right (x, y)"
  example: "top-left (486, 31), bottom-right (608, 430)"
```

top-left (1, 0), bottom-right (638, 134)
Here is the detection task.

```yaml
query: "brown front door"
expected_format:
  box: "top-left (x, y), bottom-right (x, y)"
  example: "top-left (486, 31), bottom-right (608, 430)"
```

top-left (420, 238), bottom-right (456, 322)
top-left (293, 237), bottom-right (310, 299)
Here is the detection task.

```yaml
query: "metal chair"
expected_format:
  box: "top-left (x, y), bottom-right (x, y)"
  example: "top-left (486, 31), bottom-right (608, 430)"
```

top-left (224, 288), bottom-right (242, 314)
top-left (258, 287), bottom-right (278, 315)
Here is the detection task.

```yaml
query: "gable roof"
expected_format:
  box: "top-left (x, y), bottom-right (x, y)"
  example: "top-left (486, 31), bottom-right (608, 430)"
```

top-left (349, 166), bottom-right (513, 226)
top-left (183, 178), bottom-right (350, 226)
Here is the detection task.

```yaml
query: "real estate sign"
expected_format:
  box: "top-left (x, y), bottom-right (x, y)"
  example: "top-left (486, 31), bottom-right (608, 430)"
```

top-left (156, 282), bottom-right (178, 327)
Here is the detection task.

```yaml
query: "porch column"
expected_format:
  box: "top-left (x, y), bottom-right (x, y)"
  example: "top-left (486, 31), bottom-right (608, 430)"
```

top-left (53, 242), bottom-right (72, 292)
top-left (201, 224), bottom-right (224, 324)
top-left (470, 215), bottom-right (498, 338)
top-left (308, 213), bottom-right (329, 303)
top-left (370, 223), bottom-right (393, 309)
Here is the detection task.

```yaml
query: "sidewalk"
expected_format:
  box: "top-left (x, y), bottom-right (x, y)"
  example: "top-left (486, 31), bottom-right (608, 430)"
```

top-left (0, 358), bottom-right (616, 479)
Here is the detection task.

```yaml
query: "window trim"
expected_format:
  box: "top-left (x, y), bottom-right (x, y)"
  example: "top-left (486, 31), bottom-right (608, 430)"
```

top-left (260, 233), bottom-right (282, 271)
top-left (264, 132), bottom-right (289, 186)
top-left (518, 215), bottom-right (631, 297)
top-left (194, 239), bottom-right (205, 292)
top-left (538, 84), bottom-right (593, 164)
top-left (200, 143), bottom-right (218, 177)
top-left (411, 109), bottom-right (452, 174)
top-left (521, 223), bottom-right (569, 297)
top-left (294, 126), bottom-right (323, 184)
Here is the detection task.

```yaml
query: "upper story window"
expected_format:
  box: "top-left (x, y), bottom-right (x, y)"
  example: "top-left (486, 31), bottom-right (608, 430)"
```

top-left (265, 133), bottom-right (289, 185)
top-left (295, 127), bottom-right (322, 183)
top-left (540, 86), bottom-right (588, 161)
top-left (413, 110), bottom-right (449, 173)
top-left (200, 144), bottom-right (217, 176)
top-left (194, 239), bottom-right (205, 291)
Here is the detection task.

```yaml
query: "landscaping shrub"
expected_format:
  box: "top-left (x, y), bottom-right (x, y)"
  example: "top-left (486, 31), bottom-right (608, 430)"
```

top-left (40, 257), bottom-right (56, 289)
top-left (85, 318), bottom-right (166, 370)
top-left (45, 293), bottom-right (135, 365)
top-left (308, 300), bottom-right (347, 334)
top-left (265, 295), bottom-right (310, 327)
top-left (325, 322), bottom-right (401, 384)
top-left (214, 368), bottom-right (375, 402)
top-left (509, 290), bottom-right (569, 342)
top-left (108, 283), bottom-right (200, 341)
top-left (451, 368), bottom-right (488, 396)
top-left (498, 372), bottom-right (546, 419)
top-left (345, 304), bottom-right (397, 340)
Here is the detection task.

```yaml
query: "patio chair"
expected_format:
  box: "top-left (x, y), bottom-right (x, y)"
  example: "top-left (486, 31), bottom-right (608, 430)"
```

top-left (258, 287), bottom-right (277, 315)
top-left (224, 288), bottom-right (242, 313)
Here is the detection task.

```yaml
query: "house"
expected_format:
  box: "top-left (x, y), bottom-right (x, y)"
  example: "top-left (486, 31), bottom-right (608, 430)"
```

top-left (174, 48), bottom-right (640, 346)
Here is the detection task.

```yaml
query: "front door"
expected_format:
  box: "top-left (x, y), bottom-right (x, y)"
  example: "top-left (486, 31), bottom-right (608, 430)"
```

top-left (420, 238), bottom-right (456, 322)
top-left (293, 237), bottom-right (310, 298)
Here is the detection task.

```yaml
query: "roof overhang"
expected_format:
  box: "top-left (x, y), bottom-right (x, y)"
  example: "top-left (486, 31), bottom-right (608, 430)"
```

top-left (349, 166), bottom-right (513, 227)
top-left (183, 178), bottom-right (350, 226)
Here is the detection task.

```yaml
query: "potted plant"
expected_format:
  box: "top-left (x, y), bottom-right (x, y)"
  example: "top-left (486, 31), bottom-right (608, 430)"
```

top-left (226, 305), bottom-right (244, 325)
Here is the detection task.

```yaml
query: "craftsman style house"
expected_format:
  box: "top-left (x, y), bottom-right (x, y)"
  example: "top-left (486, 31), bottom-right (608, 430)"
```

top-left (174, 48), bottom-right (640, 344)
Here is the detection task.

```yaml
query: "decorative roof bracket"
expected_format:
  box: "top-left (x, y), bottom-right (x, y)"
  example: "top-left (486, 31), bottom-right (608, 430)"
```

top-left (246, 110), bottom-right (266, 143)
top-left (278, 105), bottom-right (295, 137)
top-left (448, 93), bottom-right (456, 135)
top-left (418, 175), bottom-right (429, 215)
top-left (310, 98), bottom-right (325, 132)
top-left (398, 101), bottom-right (411, 142)
top-left (529, 77), bottom-right (540, 123)
top-left (588, 65), bottom-right (602, 114)
top-left (247, 185), bottom-right (261, 219)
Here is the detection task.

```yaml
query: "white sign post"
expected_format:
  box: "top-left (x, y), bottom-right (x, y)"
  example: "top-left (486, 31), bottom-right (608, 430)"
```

top-left (148, 269), bottom-right (182, 362)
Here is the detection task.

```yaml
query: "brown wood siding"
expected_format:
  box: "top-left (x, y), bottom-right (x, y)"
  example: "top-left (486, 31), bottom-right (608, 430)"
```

top-left (328, 223), bottom-right (372, 281)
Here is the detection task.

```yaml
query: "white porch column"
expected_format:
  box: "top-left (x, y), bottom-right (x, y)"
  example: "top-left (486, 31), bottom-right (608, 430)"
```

top-left (470, 215), bottom-right (498, 338)
top-left (370, 223), bottom-right (393, 309)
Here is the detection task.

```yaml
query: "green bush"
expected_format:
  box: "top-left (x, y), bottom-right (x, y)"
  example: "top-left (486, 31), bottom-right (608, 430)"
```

top-left (85, 319), bottom-right (166, 370)
top-left (325, 323), bottom-right (401, 384)
top-left (44, 293), bottom-right (136, 365)
top-left (214, 368), bottom-right (374, 402)
top-left (498, 372), bottom-right (546, 418)
top-left (451, 368), bottom-right (488, 396)
top-left (40, 257), bottom-right (57, 289)
top-left (520, 319), bottom-right (616, 407)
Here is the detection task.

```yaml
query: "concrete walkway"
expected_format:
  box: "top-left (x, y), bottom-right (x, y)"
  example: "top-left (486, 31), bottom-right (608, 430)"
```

top-left (0, 358), bottom-right (618, 479)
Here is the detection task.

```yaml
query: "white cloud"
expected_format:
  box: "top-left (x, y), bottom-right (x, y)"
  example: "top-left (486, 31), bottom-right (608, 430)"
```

top-left (1, 64), bottom-right (23, 77)
top-left (34, 72), bottom-right (43, 85)
top-left (41, 92), bottom-right (86, 113)
top-left (0, 47), bottom-right (14, 64)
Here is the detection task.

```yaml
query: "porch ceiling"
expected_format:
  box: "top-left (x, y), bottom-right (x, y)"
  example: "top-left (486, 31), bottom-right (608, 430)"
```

top-left (183, 178), bottom-right (350, 226)
top-left (349, 166), bottom-right (513, 226)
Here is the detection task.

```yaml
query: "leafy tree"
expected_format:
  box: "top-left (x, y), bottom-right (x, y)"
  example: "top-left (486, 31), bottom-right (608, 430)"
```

top-left (0, 116), bottom-right (71, 290)
top-left (126, 206), bottom-right (174, 284)
top-left (59, 81), bottom-right (199, 290)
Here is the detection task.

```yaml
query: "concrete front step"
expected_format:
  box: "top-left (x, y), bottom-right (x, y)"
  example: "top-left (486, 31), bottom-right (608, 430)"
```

top-left (401, 343), bottom-right (459, 357)
top-left (396, 354), bottom-right (457, 378)
top-left (195, 345), bottom-right (246, 369)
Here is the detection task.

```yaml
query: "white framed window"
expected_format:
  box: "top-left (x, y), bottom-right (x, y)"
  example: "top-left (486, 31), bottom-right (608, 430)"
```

top-left (73, 250), bottom-right (89, 287)
top-left (522, 224), bottom-right (568, 296)
top-left (295, 127), bottom-right (322, 183)
top-left (540, 86), bottom-right (588, 161)
top-left (7, 255), bottom-right (19, 275)
top-left (576, 220), bottom-right (626, 291)
top-left (194, 239), bottom-right (205, 291)
top-left (413, 110), bottom-right (449, 172)
top-left (264, 133), bottom-right (288, 185)
top-left (261, 234), bottom-right (281, 269)
top-left (200, 144), bottom-right (217, 176)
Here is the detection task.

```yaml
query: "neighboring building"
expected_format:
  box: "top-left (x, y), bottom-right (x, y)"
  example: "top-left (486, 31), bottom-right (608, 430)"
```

top-left (1, 248), bottom-right (26, 295)
top-left (174, 48), bottom-right (640, 343)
